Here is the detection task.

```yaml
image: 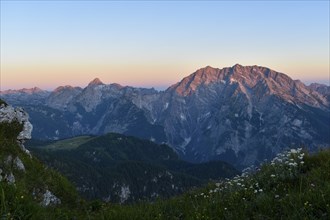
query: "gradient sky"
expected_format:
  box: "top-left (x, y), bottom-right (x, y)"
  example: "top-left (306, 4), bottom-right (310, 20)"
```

top-left (1, 1), bottom-right (329, 91)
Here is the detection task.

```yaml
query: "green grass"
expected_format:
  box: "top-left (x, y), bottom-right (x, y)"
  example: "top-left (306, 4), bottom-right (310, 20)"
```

top-left (33, 136), bottom-right (94, 150)
top-left (85, 148), bottom-right (330, 220)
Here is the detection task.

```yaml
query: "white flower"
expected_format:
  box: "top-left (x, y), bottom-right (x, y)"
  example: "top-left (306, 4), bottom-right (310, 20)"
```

top-left (288, 162), bottom-right (297, 167)
top-left (290, 149), bottom-right (297, 154)
top-left (271, 174), bottom-right (276, 178)
top-left (275, 195), bottom-right (280, 199)
top-left (300, 161), bottom-right (304, 164)
top-left (259, 189), bottom-right (263, 192)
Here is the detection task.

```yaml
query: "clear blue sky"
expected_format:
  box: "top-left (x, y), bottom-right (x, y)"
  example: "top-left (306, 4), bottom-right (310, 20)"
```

top-left (1, 1), bottom-right (329, 90)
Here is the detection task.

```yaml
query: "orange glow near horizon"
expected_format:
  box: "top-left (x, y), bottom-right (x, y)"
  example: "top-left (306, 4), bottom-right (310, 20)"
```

top-left (1, 61), bottom-right (329, 91)
top-left (1, 1), bottom-right (328, 91)
top-left (0, 62), bottom-right (194, 90)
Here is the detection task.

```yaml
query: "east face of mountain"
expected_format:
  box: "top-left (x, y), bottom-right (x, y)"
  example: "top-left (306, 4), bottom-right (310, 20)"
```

top-left (2, 65), bottom-right (330, 167)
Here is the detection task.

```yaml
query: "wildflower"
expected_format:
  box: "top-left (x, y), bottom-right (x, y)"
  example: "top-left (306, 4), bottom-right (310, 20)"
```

top-left (259, 189), bottom-right (263, 192)
top-left (290, 149), bottom-right (297, 154)
top-left (271, 174), bottom-right (276, 178)
top-left (20, 195), bottom-right (24, 199)
top-left (310, 183), bottom-right (315, 187)
top-left (288, 162), bottom-right (297, 167)
top-left (254, 190), bottom-right (258, 193)
top-left (275, 195), bottom-right (279, 199)
top-left (300, 161), bottom-right (304, 164)
top-left (224, 208), bottom-right (227, 210)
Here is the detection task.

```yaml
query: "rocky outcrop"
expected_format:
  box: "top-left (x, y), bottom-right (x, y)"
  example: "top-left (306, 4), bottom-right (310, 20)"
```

top-left (308, 83), bottom-right (330, 102)
top-left (0, 101), bottom-right (63, 208)
top-left (0, 104), bottom-right (33, 155)
top-left (41, 190), bottom-right (61, 207)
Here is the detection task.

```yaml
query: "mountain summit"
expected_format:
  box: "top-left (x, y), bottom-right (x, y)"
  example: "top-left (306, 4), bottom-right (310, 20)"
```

top-left (2, 65), bottom-right (329, 167)
top-left (170, 64), bottom-right (328, 110)
top-left (88, 78), bottom-right (104, 86)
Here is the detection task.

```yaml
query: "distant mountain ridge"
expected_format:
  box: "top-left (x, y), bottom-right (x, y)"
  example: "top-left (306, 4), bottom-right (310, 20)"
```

top-left (2, 64), bottom-right (330, 167)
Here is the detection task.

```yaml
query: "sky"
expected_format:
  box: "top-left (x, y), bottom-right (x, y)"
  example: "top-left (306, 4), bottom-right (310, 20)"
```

top-left (0, 1), bottom-right (329, 91)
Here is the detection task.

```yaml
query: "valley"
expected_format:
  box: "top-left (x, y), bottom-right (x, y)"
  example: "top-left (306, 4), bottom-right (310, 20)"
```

top-left (27, 134), bottom-right (238, 203)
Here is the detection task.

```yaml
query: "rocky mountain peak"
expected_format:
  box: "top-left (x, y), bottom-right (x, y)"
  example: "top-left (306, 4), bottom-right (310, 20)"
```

top-left (232, 63), bottom-right (244, 70)
top-left (23, 87), bottom-right (44, 93)
top-left (54, 85), bottom-right (73, 93)
top-left (88, 78), bottom-right (104, 86)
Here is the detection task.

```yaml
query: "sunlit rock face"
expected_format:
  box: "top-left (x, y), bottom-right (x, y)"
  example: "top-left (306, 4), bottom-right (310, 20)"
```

top-left (2, 65), bottom-right (330, 167)
top-left (151, 64), bottom-right (329, 166)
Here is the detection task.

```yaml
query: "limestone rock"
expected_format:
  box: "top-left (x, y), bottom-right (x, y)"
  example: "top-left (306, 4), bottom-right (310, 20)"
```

top-left (41, 190), bottom-right (61, 207)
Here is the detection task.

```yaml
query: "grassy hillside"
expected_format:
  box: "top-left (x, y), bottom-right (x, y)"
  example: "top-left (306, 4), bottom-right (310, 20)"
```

top-left (27, 133), bottom-right (239, 202)
top-left (1, 119), bottom-right (330, 219)
top-left (0, 119), bottom-right (82, 219)
top-left (89, 148), bottom-right (330, 219)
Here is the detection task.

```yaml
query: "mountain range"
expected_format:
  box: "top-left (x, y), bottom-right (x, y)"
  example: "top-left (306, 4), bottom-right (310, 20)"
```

top-left (1, 64), bottom-right (330, 167)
